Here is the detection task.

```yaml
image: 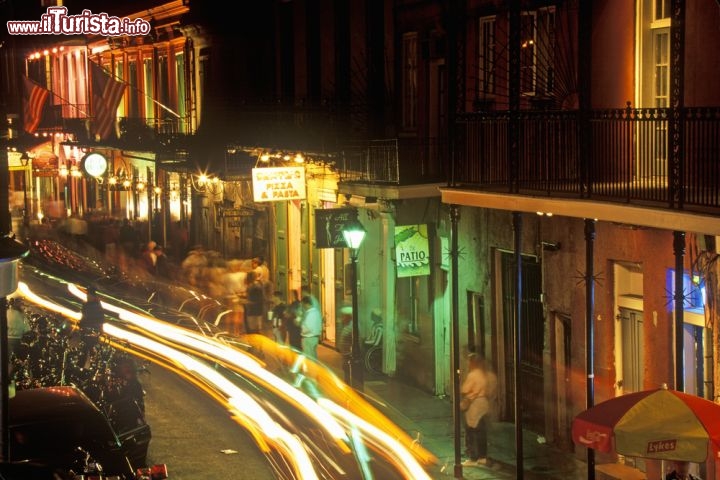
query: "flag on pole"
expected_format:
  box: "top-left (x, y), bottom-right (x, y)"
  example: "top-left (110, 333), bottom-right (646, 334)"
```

top-left (22, 76), bottom-right (50, 134)
top-left (90, 61), bottom-right (126, 141)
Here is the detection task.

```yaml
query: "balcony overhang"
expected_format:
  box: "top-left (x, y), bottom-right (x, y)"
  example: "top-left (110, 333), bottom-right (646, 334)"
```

top-left (440, 187), bottom-right (720, 236)
top-left (338, 182), bottom-right (444, 201)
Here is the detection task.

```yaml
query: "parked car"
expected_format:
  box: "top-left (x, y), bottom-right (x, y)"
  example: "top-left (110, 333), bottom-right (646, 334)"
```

top-left (8, 386), bottom-right (161, 480)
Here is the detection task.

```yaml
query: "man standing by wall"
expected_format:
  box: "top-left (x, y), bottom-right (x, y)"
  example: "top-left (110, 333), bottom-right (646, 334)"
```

top-left (299, 295), bottom-right (322, 359)
top-left (245, 271), bottom-right (265, 334)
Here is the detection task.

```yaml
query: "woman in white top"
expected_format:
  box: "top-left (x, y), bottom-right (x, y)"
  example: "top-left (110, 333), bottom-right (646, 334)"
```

top-left (460, 353), bottom-right (497, 466)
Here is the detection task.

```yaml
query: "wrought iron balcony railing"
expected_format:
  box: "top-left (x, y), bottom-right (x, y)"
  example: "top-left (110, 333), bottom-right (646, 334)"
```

top-left (338, 137), bottom-right (448, 185)
top-left (453, 106), bottom-right (720, 213)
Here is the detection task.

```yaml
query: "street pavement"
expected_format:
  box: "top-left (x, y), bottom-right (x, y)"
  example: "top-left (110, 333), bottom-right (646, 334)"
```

top-left (316, 344), bottom-right (592, 480)
top-left (143, 362), bottom-right (277, 479)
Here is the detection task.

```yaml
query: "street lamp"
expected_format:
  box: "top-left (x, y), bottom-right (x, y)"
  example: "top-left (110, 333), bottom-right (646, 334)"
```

top-left (342, 218), bottom-right (366, 391)
top-left (19, 152), bottom-right (30, 227)
top-left (0, 235), bottom-right (29, 461)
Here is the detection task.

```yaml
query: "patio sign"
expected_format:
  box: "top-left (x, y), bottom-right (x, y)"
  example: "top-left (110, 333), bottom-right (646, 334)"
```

top-left (252, 166), bottom-right (306, 202)
top-left (395, 224), bottom-right (430, 278)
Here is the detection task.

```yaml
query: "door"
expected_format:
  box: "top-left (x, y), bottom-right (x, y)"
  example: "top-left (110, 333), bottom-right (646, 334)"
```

top-left (554, 313), bottom-right (572, 447)
top-left (500, 252), bottom-right (545, 433)
top-left (619, 307), bottom-right (644, 394)
top-left (274, 203), bottom-right (289, 297)
top-left (683, 323), bottom-right (704, 397)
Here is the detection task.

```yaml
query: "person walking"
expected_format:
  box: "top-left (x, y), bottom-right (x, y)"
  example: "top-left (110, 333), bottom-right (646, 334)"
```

top-left (244, 271), bottom-right (265, 334)
top-left (252, 256), bottom-right (274, 320)
top-left (81, 286), bottom-right (105, 335)
top-left (460, 353), bottom-right (498, 467)
top-left (337, 305), bottom-right (353, 380)
top-left (299, 295), bottom-right (322, 359)
top-left (79, 286), bottom-right (105, 369)
top-left (153, 244), bottom-right (171, 278)
top-left (270, 295), bottom-right (288, 344)
top-left (285, 290), bottom-right (303, 351)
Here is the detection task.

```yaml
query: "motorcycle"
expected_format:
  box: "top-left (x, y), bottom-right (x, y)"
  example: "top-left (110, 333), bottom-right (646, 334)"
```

top-left (69, 447), bottom-right (168, 480)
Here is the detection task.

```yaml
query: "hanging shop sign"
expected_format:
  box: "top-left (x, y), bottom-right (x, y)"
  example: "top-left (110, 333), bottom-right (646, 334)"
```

top-left (315, 208), bottom-right (357, 249)
top-left (251, 166), bottom-right (306, 202)
top-left (395, 224), bottom-right (430, 278)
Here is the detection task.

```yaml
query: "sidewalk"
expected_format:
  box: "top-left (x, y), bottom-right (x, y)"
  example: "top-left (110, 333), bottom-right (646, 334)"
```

top-left (317, 344), bottom-right (590, 480)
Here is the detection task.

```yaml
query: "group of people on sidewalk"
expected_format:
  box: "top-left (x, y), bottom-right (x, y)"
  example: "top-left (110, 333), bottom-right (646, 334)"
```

top-left (269, 292), bottom-right (323, 359)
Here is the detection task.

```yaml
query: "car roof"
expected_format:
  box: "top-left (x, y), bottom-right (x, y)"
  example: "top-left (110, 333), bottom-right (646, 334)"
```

top-left (9, 386), bottom-right (102, 425)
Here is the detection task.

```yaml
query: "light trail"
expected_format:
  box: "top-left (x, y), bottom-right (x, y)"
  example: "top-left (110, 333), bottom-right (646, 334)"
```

top-left (104, 323), bottom-right (319, 480)
top-left (18, 278), bottom-right (438, 478)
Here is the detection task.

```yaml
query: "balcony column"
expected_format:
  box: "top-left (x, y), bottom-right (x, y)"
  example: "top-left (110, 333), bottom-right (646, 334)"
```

top-left (673, 231), bottom-right (686, 392)
top-left (669, 0), bottom-right (685, 209)
top-left (449, 204), bottom-right (462, 479)
top-left (512, 211), bottom-right (524, 480)
top-left (584, 219), bottom-right (596, 480)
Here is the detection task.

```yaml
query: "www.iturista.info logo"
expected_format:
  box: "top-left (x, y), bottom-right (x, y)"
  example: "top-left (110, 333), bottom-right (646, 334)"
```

top-left (7, 7), bottom-right (151, 36)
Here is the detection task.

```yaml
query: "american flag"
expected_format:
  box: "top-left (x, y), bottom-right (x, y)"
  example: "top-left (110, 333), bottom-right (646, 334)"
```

top-left (90, 61), bottom-right (126, 141)
top-left (22, 76), bottom-right (49, 134)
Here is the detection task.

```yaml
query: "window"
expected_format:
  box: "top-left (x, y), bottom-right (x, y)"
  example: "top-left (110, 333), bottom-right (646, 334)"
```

top-left (175, 52), bottom-right (186, 133)
top-left (143, 57), bottom-right (154, 125)
top-left (638, 0), bottom-right (670, 175)
top-left (638, 0), bottom-right (670, 108)
top-left (128, 59), bottom-right (138, 117)
top-left (520, 7), bottom-right (555, 96)
top-left (536, 8), bottom-right (555, 97)
top-left (198, 50), bottom-right (209, 127)
top-left (397, 274), bottom-right (428, 336)
top-left (401, 32), bottom-right (418, 130)
top-left (114, 61), bottom-right (125, 118)
top-left (654, 0), bottom-right (670, 21)
top-left (156, 54), bottom-right (169, 125)
top-left (652, 25), bottom-right (669, 108)
top-left (478, 16), bottom-right (495, 96)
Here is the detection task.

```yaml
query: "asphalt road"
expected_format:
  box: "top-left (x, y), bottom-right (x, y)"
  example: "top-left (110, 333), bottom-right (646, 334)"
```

top-left (142, 362), bottom-right (278, 480)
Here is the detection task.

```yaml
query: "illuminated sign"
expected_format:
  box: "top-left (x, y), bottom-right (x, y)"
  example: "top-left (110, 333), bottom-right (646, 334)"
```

top-left (395, 224), bottom-right (430, 278)
top-left (315, 208), bottom-right (357, 249)
top-left (251, 166), bottom-right (306, 202)
top-left (81, 152), bottom-right (108, 177)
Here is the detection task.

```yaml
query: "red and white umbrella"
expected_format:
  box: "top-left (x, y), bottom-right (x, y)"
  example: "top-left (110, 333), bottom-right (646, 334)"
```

top-left (572, 386), bottom-right (720, 462)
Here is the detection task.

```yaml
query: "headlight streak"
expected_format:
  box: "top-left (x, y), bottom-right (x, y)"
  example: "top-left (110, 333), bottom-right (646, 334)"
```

top-left (121, 311), bottom-right (436, 478)
top-left (18, 281), bottom-right (81, 321)
top-left (25, 280), bottom-right (435, 479)
top-left (103, 323), bottom-right (319, 480)
top-left (65, 284), bottom-right (351, 449)
top-left (243, 330), bottom-right (438, 466)
top-left (17, 282), bottom-right (318, 479)
top-left (318, 398), bottom-right (433, 480)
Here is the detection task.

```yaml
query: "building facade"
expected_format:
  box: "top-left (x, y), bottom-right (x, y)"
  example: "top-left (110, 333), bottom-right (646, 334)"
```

top-left (4, 2), bottom-right (720, 477)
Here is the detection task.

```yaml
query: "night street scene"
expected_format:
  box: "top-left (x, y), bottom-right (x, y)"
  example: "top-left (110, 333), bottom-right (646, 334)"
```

top-left (1, 1), bottom-right (720, 479)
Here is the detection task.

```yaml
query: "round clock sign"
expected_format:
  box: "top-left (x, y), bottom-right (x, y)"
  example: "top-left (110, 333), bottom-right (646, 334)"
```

top-left (81, 152), bottom-right (108, 177)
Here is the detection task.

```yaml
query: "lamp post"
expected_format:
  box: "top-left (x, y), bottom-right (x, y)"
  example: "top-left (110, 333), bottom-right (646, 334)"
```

top-left (19, 152), bottom-right (30, 227)
top-left (0, 236), bottom-right (28, 461)
top-left (0, 143), bottom-right (31, 462)
top-left (342, 218), bottom-right (366, 391)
